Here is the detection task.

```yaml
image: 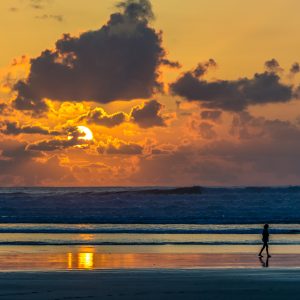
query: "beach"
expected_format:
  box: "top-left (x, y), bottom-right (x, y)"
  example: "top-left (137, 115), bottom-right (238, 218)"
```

top-left (0, 248), bottom-right (299, 299)
top-left (1, 269), bottom-right (300, 300)
top-left (0, 188), bottom-right (299, 298)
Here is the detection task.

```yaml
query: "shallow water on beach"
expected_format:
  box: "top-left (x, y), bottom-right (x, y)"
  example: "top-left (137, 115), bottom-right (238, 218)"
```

top-left (0, 223), bottom-right (299, 246)
top-left (0, 223), bottom-right (298, 270)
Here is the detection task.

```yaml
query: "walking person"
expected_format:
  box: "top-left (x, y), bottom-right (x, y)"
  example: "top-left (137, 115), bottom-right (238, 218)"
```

top-left (258, 224), bottom-right (271, 258)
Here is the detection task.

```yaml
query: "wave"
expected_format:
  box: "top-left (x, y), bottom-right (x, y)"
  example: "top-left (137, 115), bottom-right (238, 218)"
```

top-left (1, 186), bottom-right (300, 224)
top-left (0, 228), bottom-right (299, 234)
top-left (0, 186), bottom-right (204, 196)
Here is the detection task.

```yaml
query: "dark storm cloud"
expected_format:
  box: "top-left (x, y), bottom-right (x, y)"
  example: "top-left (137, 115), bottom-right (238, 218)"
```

top-left (131, 99), bottom-right (166, 128)
top-left (98, 140), bottom-right (143, 155)
top-left (170, 60), bottom-right (294, 111)
top-left (201, 110), bottom-right (222, 121)
top-left (13, 0), bottom-right (169, 113)
top-left (79, 108), bottom-right (127, 128)
top-left (0, 121), bottom-right (61, 136)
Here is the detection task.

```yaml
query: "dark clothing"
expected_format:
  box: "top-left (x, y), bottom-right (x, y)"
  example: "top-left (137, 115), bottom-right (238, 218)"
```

top-left (259, 226), bottom-right (271, 257)
top-left (262, 229), bottom-right (269, 243)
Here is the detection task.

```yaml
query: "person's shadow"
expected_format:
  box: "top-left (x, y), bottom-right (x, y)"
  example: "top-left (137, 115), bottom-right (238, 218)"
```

top-left (259, 256), bottom-right (270, 268)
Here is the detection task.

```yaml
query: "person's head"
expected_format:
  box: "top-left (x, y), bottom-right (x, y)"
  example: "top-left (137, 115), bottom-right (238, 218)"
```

top-left (264, 224), bottom-right (269, 229)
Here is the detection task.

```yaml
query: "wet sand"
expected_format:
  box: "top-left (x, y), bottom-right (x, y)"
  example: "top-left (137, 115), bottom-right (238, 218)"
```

top-left (0, 252), bottom-right (300, 270)
top-left (0, 248), bottom-right (299, 299)
top-left (0, 269), bottom-right (300, 300)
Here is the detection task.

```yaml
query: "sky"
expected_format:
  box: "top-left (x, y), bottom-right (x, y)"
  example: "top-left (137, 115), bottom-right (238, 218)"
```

top-left (1, 0), bottom-right (300, 186)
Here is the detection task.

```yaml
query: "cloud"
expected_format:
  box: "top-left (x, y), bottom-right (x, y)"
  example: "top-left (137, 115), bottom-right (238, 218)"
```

top-left (0, 121), bottom-right (61, 136)
top-left (27, 139), bottom-right (81, 151)
top-left (27, 127), bottom-right (90, 151)
top-left (201, 110), bottom-right (222, 121)
top-left (193, 59), bottom-right (217, 77)
top-left (170, 60), bottom-right (295, 111)
top-left (290, 62), bottom-right (300, 74)
top-left (160, 59), bottom-right (181, 69)
top-left (0, 103), bottom-right (7, 113)
top-left (195, 112), bottom-right (300, 182)
top-left (199, 133), bottom-right (300, 183)
top-left (98, 139), bottom-right (143, 155)
top-left (9, 7), bottom-right (19, 12)
top-left (80, 100), bottom-right (167, 128)
top-left (230, 111), bottom-right (300, 140)
top-left (13, 81), bottom-right (48, 112)
top-left (131, 112), bottom-right (300, 186)
top-left (0, 139), bottom-right (74, 186)
top-left (9, 1), bottom-right (53, 12)
top-left (130, 144), bottom-right (238, 185)
top-left (131, 99), bottom-right (166, 128)
top-left (264, 58), bottom-right (283, 73)
top-left (79, 108), bottom-right (127, 128)
top-left (30, 0), bottom-right (53, 10)
top-left (189, 114), bottom-right (218, 139)
top-left (1, 140), bottom-right (41, 160)
top-left (198, 122), bottom-right (217, 139)
top-left (13, 0), bottom-right (171, 113)
top-left (30, 0), bottom-right (47, 9)
top-left (35, 14), bottom-right (64, 22)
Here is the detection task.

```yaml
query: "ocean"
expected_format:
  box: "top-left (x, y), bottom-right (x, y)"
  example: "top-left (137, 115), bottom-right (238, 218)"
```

top-left (0, 186), bottom-right (299, 269)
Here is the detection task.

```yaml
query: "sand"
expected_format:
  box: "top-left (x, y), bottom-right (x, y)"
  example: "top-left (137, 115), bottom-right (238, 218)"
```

top-left (0, 252), bottom-right (300, 270)
top-left (0, 269), bottom-right (299, 300)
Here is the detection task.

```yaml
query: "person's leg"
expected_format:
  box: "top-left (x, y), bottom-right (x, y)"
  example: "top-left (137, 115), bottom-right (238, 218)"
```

top-left (259, 244), bottom-right (265, 256)
top-left (266, 244), bottom-right (271, 257)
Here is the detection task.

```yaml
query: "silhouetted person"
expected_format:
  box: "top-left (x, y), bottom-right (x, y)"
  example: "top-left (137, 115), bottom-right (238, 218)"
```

top-left (258, 224), bottom-right (271, 258)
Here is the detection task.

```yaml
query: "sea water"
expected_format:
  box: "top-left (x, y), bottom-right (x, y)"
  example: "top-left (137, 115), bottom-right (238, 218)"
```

top-left (0, 187), bottom-right (299, 269)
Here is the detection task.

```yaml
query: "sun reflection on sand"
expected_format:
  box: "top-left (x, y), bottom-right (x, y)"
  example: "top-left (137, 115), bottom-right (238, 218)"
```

top-left (68, 253), bottom-right (73, 269)
top-left (78, 253), bottom-right (94, 269)
top-left (67, 249), bottom-right (95, 269)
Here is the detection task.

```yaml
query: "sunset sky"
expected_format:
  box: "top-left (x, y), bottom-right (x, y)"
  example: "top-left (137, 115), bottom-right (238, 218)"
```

top-left (1, 0), bottom-right (300, 186)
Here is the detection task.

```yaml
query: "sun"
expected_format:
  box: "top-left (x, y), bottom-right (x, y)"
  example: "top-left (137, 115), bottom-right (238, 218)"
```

top-left (77, 126), bottom-right (94, 141)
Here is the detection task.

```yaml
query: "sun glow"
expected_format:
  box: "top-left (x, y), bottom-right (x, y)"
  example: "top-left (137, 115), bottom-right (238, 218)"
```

top-left (77, 126), bottom-right (94, 141)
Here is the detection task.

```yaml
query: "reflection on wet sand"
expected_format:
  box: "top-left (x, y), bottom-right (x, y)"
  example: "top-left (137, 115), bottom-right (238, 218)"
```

top-left (78, 253), bottom-right (94, 269)
top-left (0, 251), bottom-right (299, 270)
top-left (259, 256), bottom-right (270, 268)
